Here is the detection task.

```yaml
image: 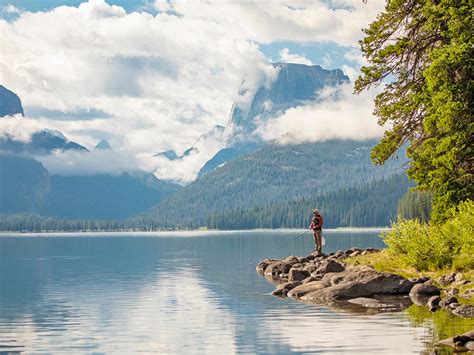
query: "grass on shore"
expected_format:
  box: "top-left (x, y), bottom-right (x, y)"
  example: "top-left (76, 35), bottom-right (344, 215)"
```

top-left (346, 250), bottom-right (474, 305)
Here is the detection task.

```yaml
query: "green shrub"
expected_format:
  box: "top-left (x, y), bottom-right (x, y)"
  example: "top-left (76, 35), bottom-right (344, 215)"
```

top-left (383, 200), bottom-right (473, 271)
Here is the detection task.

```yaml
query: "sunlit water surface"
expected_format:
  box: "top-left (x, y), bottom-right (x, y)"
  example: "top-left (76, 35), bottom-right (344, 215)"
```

top-left (0, 230), bottom-right (453, 353)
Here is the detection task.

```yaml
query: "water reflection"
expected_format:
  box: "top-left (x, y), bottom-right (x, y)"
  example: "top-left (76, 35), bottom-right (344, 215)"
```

top-left (0, 230), bottom-right (460, 353)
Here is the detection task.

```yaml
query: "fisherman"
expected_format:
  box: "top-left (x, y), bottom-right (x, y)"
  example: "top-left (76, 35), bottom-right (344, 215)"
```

top-left (310, 208), bottom-right (324, 252)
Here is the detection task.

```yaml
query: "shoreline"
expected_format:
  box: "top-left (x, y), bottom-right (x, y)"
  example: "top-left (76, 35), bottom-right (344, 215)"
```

top-left (0, 227), bottom-right (390, 236)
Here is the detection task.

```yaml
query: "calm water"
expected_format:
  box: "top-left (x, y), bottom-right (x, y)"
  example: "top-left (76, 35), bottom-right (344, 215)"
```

top-left (0, 229), bottom-right (460, 353)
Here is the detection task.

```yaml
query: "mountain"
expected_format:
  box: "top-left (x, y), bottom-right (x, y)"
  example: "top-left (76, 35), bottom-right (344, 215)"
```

top-left (197, 143), bottom-right (259, 178)
top-left (0, 154), bottom-right (50, 213)
top-left (0, 153), bottom-right (181, 219)
top-left (154, 150), bottom-right (179, 160)
top-left (42, 171), bottom-right (181, 220)
top-left (229, 63), bottom-right (350, 135)
top-left (207, 173), bottom-right (413, 229)
top-left (95, 139), bottom-right (112, 150)
top-left (135, 139), bottom-right (408, 227)
top-left (198, 63), bottom-right (350, 177)
top-left (0, 85), bottom-right (24, 117)
top-left (0, 129), bottom-right (88, 155)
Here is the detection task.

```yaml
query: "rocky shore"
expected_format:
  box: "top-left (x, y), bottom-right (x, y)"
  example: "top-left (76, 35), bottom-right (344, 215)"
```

top-left (256, 248), bottom-right (474, 318)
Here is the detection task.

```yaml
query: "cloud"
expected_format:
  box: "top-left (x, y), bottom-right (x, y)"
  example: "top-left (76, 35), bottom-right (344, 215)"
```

top-left (278, 48), bottom-right (313, 66)
top-left (170, 0), bottom-right (384, 46)
top-left (0, 0), bottom-right (383, 180)
top-left (0, 115), bottom-right (44, 142)
top-left (146, 125), bottom-right (231, 183)
top-left (256, 83), bottom-right (385, 144)
top-left (2, 4), bottom-right (21, 14)
top-left (37, 149), bottom-right (142, 175)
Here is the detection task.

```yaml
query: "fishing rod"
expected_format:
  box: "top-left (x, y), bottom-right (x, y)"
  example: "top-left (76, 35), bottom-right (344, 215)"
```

top-left (275, 228), bottom-right (312, 251)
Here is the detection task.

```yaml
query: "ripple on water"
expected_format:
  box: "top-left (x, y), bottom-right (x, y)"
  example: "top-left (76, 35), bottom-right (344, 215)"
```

top-left (0, 232), bottom-right (457, 353)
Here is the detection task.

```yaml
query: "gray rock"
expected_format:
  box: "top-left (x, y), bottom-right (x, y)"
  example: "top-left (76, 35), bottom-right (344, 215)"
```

top-left (448, 302), bottom-right (462, 310)
top-left (452, 280), bottom-right (470, 287)
top-left (409, 276), bottom-right (430, 285)
top-left (444, 287), bottom-right (459, 296)
top-left (288, 268), bottom-right (311, 282)
top-left (466, 341), bottom-right (474, 351)
top-left (282, 256), bottom-right (300, 266)
top-left (315, 259), bottom-right (345, 274)
top-left (427, 295), bottom-right (441, 311)
top-left (264, 261), bottom-right (291, 277)
top-left (439, 296), bottom-right (458, 308)
top-left (438, 272), bottom-right (457, 286)
top-left (330, 274), bottom-right (346, 286)
top-left (320, 272), bottom-right (342, 287)
top-left (271, 281), bottom-right (302, 297)
top-left (460, 289), bottom-right (474, 299)
top-left (302, 276), bottom-right (318, 284)
top-left (301, 269), bottom-right (414, 302)
top-left (309, 250), bottom-right (325, 258)
top-left (439, 330), bottom-right (474, 350)
top-left (303, 264), bottom-right (320, 274)
top-left (409, 283), bottom-right (440, 298)
top-left (451, 304), bottom-right (474, 318)
top-left (287, 281), bottom-right (326, 298)
top-left (256, 259), bottom-right (278, 274)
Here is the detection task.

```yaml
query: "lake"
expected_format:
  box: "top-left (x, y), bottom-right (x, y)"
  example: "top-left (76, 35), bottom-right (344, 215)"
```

top-left (0, 229), bottom-right (470, 353)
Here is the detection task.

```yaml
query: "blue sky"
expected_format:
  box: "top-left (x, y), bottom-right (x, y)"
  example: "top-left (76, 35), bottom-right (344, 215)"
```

top-left (0, 0), bottom-right (383, 180)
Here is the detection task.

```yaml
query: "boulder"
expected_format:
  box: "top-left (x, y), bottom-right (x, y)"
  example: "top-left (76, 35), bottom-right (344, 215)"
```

top-left (301, 269), bottom-right (414, 302)
top-left (297, 256), bottom-right (309, 263)
top-left (460, 289), bottom-right (474, 299)
top-left (308, 251), bottom-right (326, 259)
top-left (439, 296), bottom-right (458, 308)
top-left (264, 261), bottom-right (291, 277)
top-left (282, 256), bottom-right (300, 266)
top-left (303, 264), bottom-right (320, 274)
top-left (438, 272), bottom-right (457, 286)
top-left (427, 296), bottom-right (441, 311)
top-left (451, 304), bottom-right (474, 318)
top-left (320, 272), bottom-right (343, 287)
top-left (256, 259), bottom-right (278, 274)
top-left (288, 268), bottom-right (311, 282)
top-left (271, 281), bottom-right (302, 297)
top-left (330, 274), bottom-right (346, 286)
top-left (439, 330), bottom-right (474, 351)
top-left (287, 281), bottom-right (326, 298)
top-left (409, 276), bottom-right (430, 285)
top-left (452, 280), bottom-right (470, 287)
top-left (302, 276), bottom-right (318, 284)
top-left (444, 287), bottom-right (459, 296)
top-left (466, 341), bottom-right (474, 351)
top-left (315, 259), bottom-right (345, 274)
top-left (409, 283), bottom-right (440, 298)
top-left (447, 302), bottom-right (462, 310)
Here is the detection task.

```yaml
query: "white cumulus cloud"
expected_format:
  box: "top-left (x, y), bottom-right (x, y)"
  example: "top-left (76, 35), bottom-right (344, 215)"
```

top-left (256, 83), bottom-right (385, 144)
top-left (0, 0), bottom-right (383, 180)
top-left (278, 48), bottom-right (313, 66)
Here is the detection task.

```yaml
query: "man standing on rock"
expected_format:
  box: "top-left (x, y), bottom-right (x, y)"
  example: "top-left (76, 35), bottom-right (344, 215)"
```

top-left (310, 209), bottom-right (324, 252)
